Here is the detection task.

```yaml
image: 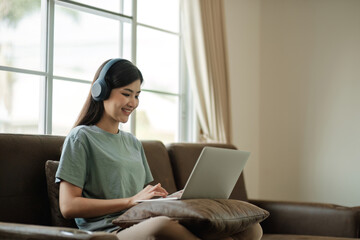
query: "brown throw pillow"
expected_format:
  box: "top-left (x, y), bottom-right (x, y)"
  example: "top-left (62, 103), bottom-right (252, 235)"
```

top-left (45, 160), bottom-right (77, 228)
top-left (112, 199), bottom-right (269, 239)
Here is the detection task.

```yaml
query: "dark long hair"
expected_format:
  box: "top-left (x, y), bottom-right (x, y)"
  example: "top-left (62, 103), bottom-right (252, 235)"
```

top-left (73, 59), bottom-right (143, 127)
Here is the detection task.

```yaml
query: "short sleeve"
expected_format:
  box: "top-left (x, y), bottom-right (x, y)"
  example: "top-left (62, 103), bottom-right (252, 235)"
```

top-left (55, 135), bottom-right (88, 189)
top-left (139, 143), bottom-right (154, 185)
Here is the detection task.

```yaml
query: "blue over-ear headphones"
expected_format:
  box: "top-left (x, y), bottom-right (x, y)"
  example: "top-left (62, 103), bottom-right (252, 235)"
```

top-left (91, 58), bottom-right (125, 101)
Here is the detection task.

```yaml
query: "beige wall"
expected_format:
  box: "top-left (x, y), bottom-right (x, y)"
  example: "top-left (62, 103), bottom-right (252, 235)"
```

top-left (223, 0), bottom-right (261, 199)
top-left (224, 0), bottom-right (360, 206)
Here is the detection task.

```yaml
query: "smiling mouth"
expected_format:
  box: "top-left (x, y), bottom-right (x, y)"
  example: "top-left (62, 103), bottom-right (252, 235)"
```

top-left (122, 108), bottom-right (133, 114)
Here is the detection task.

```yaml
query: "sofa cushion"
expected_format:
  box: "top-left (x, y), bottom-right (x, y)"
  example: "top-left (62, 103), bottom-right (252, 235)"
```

top-left (142, 141), bottom-right (178, 193)
top-left (261, 234), bottom-right (357, 240)
top-left (0, 222), bottom-right (119, 240)
top-left (112, 199), bottom-right (269, 239)
top-left (167, 143), bottom-right (248, 201)
top-left (45, 160), bottom-right (77, 228)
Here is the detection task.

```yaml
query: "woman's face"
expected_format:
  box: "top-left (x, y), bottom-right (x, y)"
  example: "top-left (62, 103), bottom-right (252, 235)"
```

top-left (103, 79), bottom-right (141, 124)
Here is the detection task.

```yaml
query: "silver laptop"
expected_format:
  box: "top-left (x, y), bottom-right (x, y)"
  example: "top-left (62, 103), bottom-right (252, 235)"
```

top-left (136, 146), bottom-right (250, 202)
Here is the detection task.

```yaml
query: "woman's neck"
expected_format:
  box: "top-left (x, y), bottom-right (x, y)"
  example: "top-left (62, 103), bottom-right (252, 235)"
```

top-left (96, 118), bottom-right (119, 134)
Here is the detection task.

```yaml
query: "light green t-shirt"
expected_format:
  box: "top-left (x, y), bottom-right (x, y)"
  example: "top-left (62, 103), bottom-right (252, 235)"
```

top-left (55, 125), bottom-right (153, 232)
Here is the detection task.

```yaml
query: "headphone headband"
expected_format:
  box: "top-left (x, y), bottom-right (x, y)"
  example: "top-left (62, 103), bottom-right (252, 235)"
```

top-left (91, 58), bottom-right (125, 101)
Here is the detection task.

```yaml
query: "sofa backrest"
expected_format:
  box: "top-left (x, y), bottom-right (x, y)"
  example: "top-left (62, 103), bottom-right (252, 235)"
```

top-left (0, 134), bottom-right (249, 228)
top-left (167, 143), bottom-right (248, 201)
top-left (0, 134), bottom-right (179, 227)
top-left (142, 141), bottom-right (178, 194)
top-left (0, 134), bottom-right (65, 226)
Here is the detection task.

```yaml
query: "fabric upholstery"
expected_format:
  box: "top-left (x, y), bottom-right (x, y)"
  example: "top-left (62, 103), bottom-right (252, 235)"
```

top-left (251, 200), bottom-right (360, 238)
top-left (262, 234), bottom-right (356, 240)
top-left (112, 199), bottom-right (269, 239)
top-left (167, 143), bottom-right (248, 201)
top-left (0, 134), bottom-right (65, 225)
top-left (141, 141), bottom-right (178, 194)
top-left (0, 222), bottom-right (117, 240)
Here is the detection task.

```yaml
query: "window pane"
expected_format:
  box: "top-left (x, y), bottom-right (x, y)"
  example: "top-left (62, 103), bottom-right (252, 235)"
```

top-left (0, 0), bottom-right (42, 71)
top-left (136, 91), bottom-right (178, 143)
top-left (54, 5), bottom-right (131, 80)
top-left (73, 0), bottom-right (132, 16)
top-left (138, 0), bottom-right (179, 32)
top-left (52, 80), bottom-right (90, 135)
top-left (0, 71), bottom-right (41, 133)
top-left (137, 26), bottom-right (179, 93)
top-left (122, 22), bottom-right (132, 60)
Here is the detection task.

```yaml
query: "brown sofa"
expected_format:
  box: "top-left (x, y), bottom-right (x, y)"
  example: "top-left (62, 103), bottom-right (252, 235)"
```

top-left (0, 133), bottom-right (359, 239)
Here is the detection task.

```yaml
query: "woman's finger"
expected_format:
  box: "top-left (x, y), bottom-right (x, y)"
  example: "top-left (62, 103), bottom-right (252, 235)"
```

top-left (151, 183), bottom-right (168, 195)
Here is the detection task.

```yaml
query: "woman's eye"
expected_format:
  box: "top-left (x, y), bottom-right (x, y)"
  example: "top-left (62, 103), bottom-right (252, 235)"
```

top-left (122, 93), bottom-right (130, 97)
top-left (135, 95), bottom-right (140, 99)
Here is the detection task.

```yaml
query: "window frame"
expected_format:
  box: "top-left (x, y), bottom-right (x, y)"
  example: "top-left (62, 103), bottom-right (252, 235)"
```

top-left (0, 0), bottom-right (191, 142)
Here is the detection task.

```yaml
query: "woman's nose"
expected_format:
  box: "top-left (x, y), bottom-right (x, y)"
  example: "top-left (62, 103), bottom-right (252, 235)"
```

top-left (128, 96), bottom-right (137, 108)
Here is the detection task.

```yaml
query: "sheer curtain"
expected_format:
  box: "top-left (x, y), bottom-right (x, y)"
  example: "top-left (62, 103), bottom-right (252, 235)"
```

top-left (181, 0), bottom-right (231, 143)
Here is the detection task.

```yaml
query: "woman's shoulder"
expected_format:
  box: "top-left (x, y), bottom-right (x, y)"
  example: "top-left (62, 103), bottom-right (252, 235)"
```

top-left (67, 125), bottom-right (93, 141)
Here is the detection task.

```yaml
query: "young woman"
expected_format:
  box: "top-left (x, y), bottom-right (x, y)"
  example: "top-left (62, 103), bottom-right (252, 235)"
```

top-left (55, 58), bottom-right (201, 239)
top-left (55, 58), bottom-right (262, 240)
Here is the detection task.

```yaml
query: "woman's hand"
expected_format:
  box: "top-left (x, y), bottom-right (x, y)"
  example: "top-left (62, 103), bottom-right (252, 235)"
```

top-left (129, 183), bottom-right (169, 206)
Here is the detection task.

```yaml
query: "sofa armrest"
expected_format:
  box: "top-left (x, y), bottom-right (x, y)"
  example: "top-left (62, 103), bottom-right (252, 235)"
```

top-left (0, 222), bottom-right (118, 240)
top-left (249, 199), bottom-right (360, 238)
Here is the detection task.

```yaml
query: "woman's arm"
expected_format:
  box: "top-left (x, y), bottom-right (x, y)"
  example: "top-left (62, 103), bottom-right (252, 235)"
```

top-left (59, 181), bottom-right (168, 219)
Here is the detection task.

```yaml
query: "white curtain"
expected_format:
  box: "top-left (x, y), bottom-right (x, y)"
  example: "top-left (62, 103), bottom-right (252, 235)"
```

top-left (181, 0), bottom-right (231, 143)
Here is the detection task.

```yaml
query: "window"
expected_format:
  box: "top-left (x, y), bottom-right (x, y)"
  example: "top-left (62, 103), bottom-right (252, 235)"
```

top-left (0, 0), bottom-right (191, 143)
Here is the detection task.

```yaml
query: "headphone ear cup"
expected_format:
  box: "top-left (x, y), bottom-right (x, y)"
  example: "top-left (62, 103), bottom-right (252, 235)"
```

top-left (91, 58), bottom-right (124, 101)
top-left (91, 77), bottom-right (110, 101)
